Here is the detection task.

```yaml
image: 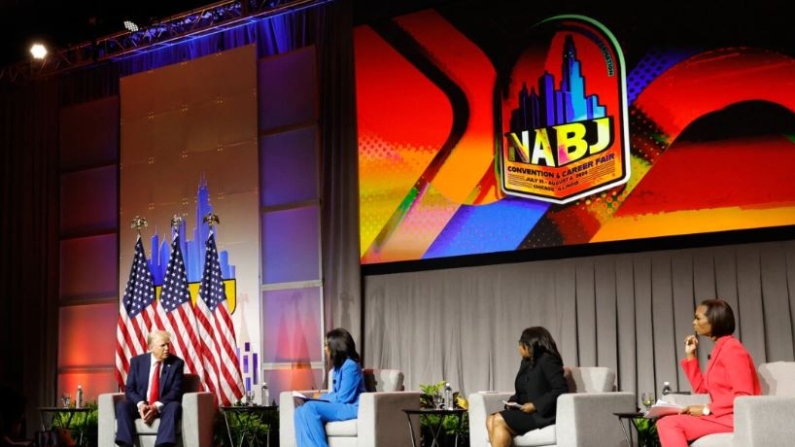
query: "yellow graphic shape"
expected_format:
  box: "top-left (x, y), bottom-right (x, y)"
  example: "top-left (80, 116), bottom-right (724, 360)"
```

top-left (154, 278), bottom-right (238, 313)
top-left (363, 182), bottom-right (460, 263)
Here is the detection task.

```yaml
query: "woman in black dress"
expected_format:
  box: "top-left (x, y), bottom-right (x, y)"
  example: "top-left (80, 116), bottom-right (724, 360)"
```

top-left (486, 326), bottom-right (569, 447)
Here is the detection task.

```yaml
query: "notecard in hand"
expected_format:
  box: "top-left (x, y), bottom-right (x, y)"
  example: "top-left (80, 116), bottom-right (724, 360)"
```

top-left (292, 391), bottom-right (329, 402)
top-left (644, 399), bottom-right (684, 418)
top-left (502, 400), bottom-right (522, 409)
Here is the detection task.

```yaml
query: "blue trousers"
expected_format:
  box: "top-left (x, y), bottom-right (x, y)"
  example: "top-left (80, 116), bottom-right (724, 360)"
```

top-left (295, 401), bottom-right (359, 447)
top-left (114, 399), bottom-right (181, 446)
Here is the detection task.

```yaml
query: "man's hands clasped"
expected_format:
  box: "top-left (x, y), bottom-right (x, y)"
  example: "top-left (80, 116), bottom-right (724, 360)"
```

top-left (138, 402), bottom-right (160, 425)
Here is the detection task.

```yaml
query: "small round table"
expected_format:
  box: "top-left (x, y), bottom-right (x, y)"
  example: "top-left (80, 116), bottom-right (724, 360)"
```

top-left (403, 408), bottom-right (467, 447)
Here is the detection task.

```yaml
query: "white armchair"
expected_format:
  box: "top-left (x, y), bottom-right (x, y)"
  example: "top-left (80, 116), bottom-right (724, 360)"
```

top-left (468, 366), bottom-right (635, 447)
top-left (279, 368), bottom-right (422, 447)
top-left (664, 361), bottom-right (795, 447)
top-left (98, 373), bottom-right (216, 447)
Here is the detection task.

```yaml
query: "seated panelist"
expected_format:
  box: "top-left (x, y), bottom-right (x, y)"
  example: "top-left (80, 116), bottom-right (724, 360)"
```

top-left (486, 326), bottom-right (569, 447)
top-left (115, 330), bottom-right (185, 447)
top-left (656, 299), bottom-right (761, 447)
top-left (294, 328), bottom-right (366, 447)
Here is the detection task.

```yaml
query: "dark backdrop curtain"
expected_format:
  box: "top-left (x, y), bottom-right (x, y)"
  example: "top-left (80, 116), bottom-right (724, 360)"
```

top-left (0, 80), bottom-right (61, 435)
top-left (316, 0), bottom-right (363, 348)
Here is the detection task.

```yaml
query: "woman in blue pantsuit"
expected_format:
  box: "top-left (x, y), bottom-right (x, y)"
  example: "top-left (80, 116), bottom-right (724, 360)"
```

top-left (295, 328), bottom-right (366, 447)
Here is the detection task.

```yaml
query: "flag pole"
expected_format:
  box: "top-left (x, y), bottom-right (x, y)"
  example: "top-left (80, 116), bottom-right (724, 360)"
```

top-left (117, 215), bottom-right (154, 391)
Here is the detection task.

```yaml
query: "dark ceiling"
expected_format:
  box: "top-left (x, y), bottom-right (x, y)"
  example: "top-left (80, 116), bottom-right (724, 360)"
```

top-left (0, 0), bottom-right (452, 69)
top-left (0, 0), bottom-right (224, 69)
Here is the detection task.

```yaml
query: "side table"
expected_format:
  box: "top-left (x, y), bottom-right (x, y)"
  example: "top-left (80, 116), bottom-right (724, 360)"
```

top-left (37, 407), bottom-right (93, 447)
top-left (219, 405), bottom-right (279, 447)
top-left (403, 408), bottom-right (466, 447)
top-left (614, 412), bottom-right (661, 447)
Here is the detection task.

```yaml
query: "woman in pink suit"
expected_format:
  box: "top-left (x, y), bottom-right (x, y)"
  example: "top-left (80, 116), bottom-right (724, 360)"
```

top-left (657, 299), bottom-right (761, 447)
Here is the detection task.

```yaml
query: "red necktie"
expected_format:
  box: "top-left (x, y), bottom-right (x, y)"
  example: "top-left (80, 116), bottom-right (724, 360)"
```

top-left (149, 362), bottom-right (161, 404)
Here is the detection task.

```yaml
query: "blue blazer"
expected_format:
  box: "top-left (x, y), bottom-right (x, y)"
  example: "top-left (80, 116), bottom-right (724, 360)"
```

top-left (125, 353), bottom-right (185, 405)
top-left (322, 358), bottom-right (366, 404)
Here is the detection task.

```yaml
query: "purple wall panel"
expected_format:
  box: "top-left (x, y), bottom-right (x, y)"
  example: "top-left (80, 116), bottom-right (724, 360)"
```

top-left (58, 302), bottom-right (117, 367)
top-left (59, 234), bottom-right (118, 301)
top-left (60, 96), bottom-right (119, 170)
top-left (260, 126), bottom-right (319, 207)
top-left (261, 207), bottom-right (320, 284)
top-left (60, 166), bottom-right (118, 236)
top-left (261, 287), bottom-right (323, 364)
top-left (258, 46), bottom-right (317, 132)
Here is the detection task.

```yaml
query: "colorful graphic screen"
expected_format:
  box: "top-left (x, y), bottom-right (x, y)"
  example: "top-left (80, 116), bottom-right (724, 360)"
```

top-left (355, 2), bottom-right (795, 265)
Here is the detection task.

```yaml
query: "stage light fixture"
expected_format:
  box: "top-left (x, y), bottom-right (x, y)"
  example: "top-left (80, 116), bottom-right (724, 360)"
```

top-left (123, 20), bottom-right (140, 32)
top-left (30, 43), bottom-right (47, 59)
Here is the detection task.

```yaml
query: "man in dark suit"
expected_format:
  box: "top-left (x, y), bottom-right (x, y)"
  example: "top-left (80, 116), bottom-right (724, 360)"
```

top-left (115, 330), bottom-right (184, 447)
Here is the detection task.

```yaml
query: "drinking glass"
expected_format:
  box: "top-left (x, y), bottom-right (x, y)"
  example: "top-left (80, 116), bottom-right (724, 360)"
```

top-left (433, 393), bottom-right (444, 409)
top-left (61, 393), bottom-right (71, 408)
top-left (245, 389), bottom-right (255, 406)
top-left (641, 392), bottom-right (654, 410)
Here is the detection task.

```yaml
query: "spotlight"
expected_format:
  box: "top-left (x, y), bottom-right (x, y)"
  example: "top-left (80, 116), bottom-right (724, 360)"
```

top-left (123, 20), bottom-right (140, 32)
top-left (30, 43), bottom-right (48, 59)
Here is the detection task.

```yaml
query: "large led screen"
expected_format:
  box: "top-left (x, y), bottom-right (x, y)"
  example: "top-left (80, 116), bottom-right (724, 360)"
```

top-left (355, 1), bottom-right (795, 265)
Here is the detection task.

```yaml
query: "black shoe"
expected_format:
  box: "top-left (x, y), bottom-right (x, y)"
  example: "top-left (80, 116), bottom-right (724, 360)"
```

top-left (115, 442), bottom-right (133, 447)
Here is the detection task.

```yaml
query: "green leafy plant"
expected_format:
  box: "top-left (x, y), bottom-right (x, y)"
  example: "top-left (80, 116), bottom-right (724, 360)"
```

top-left (57, 401), bottom-right (98, 447)
top-left (633, 417), bottom-right (660, 447)
top-left (212, 403), bottom-right (278, 447)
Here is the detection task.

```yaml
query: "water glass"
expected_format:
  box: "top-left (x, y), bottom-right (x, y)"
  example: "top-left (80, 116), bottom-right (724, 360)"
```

top-left (245, 389), bottom-right (255, 406)
top-left (641, 392), bottom-right (654, 410)
top-left (61, 393), bottom-right (71, 408)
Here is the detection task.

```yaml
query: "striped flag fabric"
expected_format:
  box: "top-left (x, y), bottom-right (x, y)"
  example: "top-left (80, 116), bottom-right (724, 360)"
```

top-left (115, 236), bottom-right (157, 388)
top-left (154, 233), bottom-right (204, 380)
top-left (196, 232), bottom-right (244, 406)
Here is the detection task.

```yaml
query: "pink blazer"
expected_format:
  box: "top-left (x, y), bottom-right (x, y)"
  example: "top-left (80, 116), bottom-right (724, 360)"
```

top-left (681, 335), bottom-right (761, 427)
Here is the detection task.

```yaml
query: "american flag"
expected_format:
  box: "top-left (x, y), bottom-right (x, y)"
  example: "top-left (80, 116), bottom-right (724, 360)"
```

top-left (154, 233), bottom-right (204, 379)
top-left (196, 232), bottom-right (244, 406)
top-left (115, 236), bottom-right (157, 388)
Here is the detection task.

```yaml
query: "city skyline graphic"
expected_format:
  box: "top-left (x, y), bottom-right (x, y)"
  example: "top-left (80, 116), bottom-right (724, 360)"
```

top-left (508, 34), bottom-right (608, 156)
top-left (145, 178), bottom-right (237, 285)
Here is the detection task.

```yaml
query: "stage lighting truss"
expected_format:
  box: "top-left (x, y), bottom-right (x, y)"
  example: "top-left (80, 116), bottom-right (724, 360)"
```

top-left (0, 0), bottom-right (323, 83)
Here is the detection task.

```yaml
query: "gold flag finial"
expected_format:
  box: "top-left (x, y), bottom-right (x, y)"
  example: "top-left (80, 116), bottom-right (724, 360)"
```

top-left (170, 214), bottom-right (183, 233)
top-left (130, 216), bottom-right (148, 235)
top-left (203, 212), bottom-right (220, 229)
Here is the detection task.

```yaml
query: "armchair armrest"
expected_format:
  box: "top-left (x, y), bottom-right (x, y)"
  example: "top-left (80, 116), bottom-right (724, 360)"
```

top-left (734, 395), bottom-right (795, 446)
top-left (468, 392), bottom-right (513, 447)
top-left (279, 389), bottom-right (328, 447)
top-left (556, 391), bottom-right (636, 447)
top-left (357, 391), bottom-right (422, 447)
top-left (98, 392), bottom-right (125, 447)
top-left (181, 391), bottom-right (216, 447)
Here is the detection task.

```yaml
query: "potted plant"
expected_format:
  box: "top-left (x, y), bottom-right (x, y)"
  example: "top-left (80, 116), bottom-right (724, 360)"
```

top-left (633, 417), bottom-right (660, 447)
top-left (212, 401), bottom-right (278, 447)
top-left (57, 401), bottom-right (98, 447)
top-left (419, 381), bottom-right (469, 447)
